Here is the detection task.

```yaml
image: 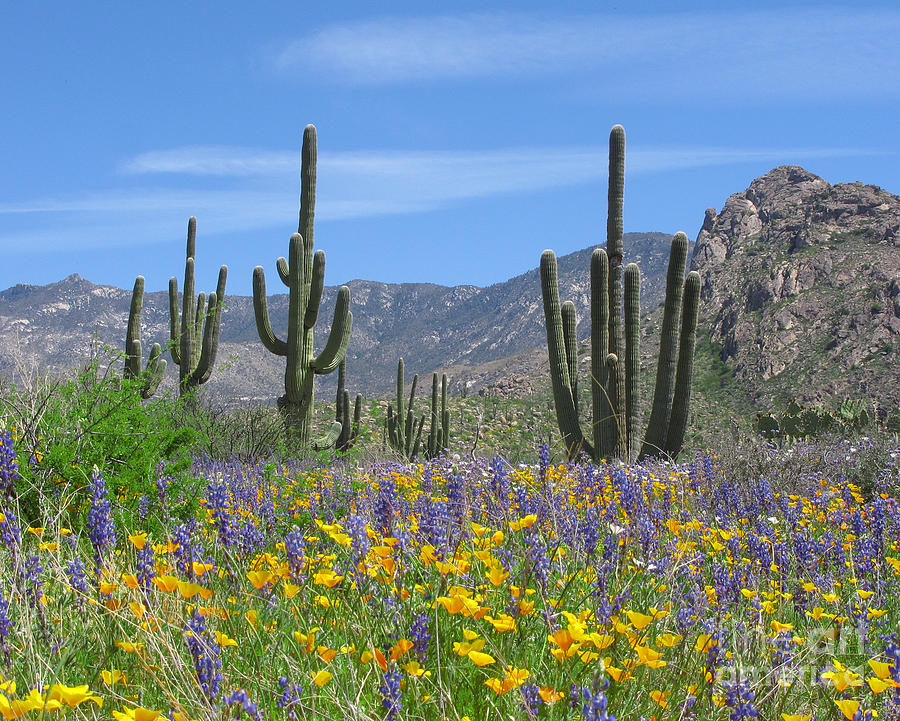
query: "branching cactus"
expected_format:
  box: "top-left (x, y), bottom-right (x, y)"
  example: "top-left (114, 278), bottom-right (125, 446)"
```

top-left (124, 275), bottom-right (166, 399)
top-left (386, 359), bottom-right (450, 460)
top-left (168, 217), bottom-right (227, 398)
top-left (253, 125), bottom-right (353, 449)
top-left (335, 359), bottom-right (361, 453)
top-left (540, 124), bottom-right (701, 462)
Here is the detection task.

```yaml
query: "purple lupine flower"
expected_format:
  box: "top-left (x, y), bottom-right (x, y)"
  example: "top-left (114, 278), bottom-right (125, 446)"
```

top-left (66, 557), bottom-right (89, 607)
top-left (277, 677), bottom-right (303, 721)
top-left (409, 611), bottom-right (431, 662)
top-left (0, 431), bottom-right (18, 505)
top-left (538, 443), bottom-right (551, 485)
top-left (23, 553), bottom-right (43, 609)
top-left (379, 668), bottom-right (403, 721)
top-left (86, 471), bottom-right (116, 571)
top-left (284, 529), bottom-right (306, 580)
top-left (221, 688), bottom-right (262, 721)
top-left (723, 679), bottom-right (759, 720)
top-left (520, 682), bottom-right (542, 717)
top-left (137, 495), bottom-right (150, 520)
top-left (0, 585), bottom-right (13, 662)
top-left (0, 509), bottom-right (21, 548)
top-left (374, 477), bottom-right (397, 538)
top-left (136, 543), bottom-right (155, 595)
top-left (184, 611), bottom-right (222, 702)
top-left (207, 480), bottom-right (238, 549)
top-left (581, 680), bottom-right (615, 721)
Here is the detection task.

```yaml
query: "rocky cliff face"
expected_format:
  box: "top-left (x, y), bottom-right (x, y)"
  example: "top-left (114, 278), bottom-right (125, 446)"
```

top-left (691, 166), bottom-right (900, 410)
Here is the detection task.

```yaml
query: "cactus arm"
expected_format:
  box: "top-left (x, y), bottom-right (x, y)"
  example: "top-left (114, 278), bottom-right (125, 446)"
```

top-left (180, 257), bottom-right (195, 387)
top-left (411, 415), bottom-right (425, 459)
top-left (540, 250), bottom-right (592, 459)
top-left (428, 373), bottom-right (439, 457)
top-left (252, 266), bottom-right (288, 356)
top-left (624, 263), bottom-right (641, 461)
top-left (606, 353), bottom-right (625, 458)
top-left (142, 343), bottom-right (166, 399)
top-left (311, 288), bottom-right (351, 373)
top-left (405, 374), bottom-right (418, 456)
top-left (312, 421), bottom-right (342, 451)
top-left (304, 250), bottom-right (325, 330)
top-left (276, 257), bottom-right (290, 286)
top-left (561, 301), bottom-right (578, 416)
top-left (168, 277), bottom-right (181, 366)
top-left (640, 232), bottom-right (688, 460)
top-left (663, 271), bottom-right (701, 458)
top-left (352, 394), bottom-right (361, 442)
top-left (591, 249), bottom-right (611, 461)
top-left (125, 276), bottom-right (144, 379)
top-left (387, 405), bottom-right (397, 448)
top-left (395, 359), bottom-right (405, 451)
top-left (192, 291), bottom-right (206, 372)
top-left (190, 291), bottom-right (221, 385)
top-left (440, 374), bottom-right (449, 451)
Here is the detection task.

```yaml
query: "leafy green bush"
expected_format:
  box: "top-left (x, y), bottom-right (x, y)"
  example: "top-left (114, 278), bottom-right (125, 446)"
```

top-left (0, 348), bottom-right (196, 529)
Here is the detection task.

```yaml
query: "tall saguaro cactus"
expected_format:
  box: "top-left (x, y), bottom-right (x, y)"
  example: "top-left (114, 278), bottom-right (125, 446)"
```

top-left (540, 124), bottom-right (701, 462)
top-left (124, 275), bottom-right (166, 399)
top-left (168, 217), bottom-right (227, 397)
top-left (253, 124), bottom-right (353, 449)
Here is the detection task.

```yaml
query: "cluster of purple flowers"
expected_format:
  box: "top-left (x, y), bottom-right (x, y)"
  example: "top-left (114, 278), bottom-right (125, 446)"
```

top-left (379, 668), bottom-right (403, 721)
top-left (86, 471), bottom-right (116, 571)
top-left (184, 611), bottom-right (222, 702)
top-left (221, 688), bottom-right (262, 721)
top-left (723, 679), bottom-right (759, 720)
top-left (0, 431), bottom-right (18, 505)
top-left (276, 677), bottom-right (303, 721)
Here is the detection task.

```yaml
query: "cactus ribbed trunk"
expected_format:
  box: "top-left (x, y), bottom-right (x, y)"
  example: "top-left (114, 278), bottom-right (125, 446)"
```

top-left (606, 125), bottom-right (626, 448)
top-left (640, 233), bottom-right (689, 460)
top-left (624, 263), bottom-right (640, 461)
top-left (664, 271), bottom-right (701, 457)
top-left (591, 249), bottom-right (612, 460)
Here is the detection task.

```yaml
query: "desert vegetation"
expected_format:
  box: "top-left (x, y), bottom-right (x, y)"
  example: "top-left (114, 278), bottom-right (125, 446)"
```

top-left (0, 123), bottom-right (897, 721)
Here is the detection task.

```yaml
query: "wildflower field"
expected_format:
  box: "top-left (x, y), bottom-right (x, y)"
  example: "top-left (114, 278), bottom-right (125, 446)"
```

top-left (1, 415), bottom-right (899, 721)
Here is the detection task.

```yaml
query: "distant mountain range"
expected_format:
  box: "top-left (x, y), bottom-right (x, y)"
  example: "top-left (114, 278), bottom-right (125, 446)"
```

top-left (1, 166), bottom-right (898, 418)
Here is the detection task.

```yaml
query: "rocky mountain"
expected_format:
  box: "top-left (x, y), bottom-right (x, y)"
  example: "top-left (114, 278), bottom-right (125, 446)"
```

top-left (692, 166), bottom-right (900, 412)
top-left (0, 233), bottom-right (676, 403)
top-left (2, 166), bottom-right (898, 419)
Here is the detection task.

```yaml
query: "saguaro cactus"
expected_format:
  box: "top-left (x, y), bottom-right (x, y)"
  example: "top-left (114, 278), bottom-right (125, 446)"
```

top-left (253, 124), bottom-right (352, 449)
top-left (335, 359), bottom-right (361, 452)
top-left (386, 359), bottom-right (450, 460)
top-left (168, 217), bottom-right (227, 397)
top-left (540, 125), bottom-right (701, 462)
top-left (124, 275), bottom-right (166, 399)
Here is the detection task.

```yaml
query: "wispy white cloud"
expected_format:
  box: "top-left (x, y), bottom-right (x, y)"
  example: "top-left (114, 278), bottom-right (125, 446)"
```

top-left (0, 143), bottom-right (879, 253)
top-left (273, 9), bottom-right (900, 100)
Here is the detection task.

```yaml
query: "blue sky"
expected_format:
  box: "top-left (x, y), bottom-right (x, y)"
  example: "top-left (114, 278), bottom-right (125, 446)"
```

top-left (1, 1), bottom-right (898, 294)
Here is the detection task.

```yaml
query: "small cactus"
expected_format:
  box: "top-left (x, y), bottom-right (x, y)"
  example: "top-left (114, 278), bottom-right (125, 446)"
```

top-left (335, 359), bottom-right (361, 452)
top-left (124, 276), bottom-right (166, 399)
top-left (168, 217), bottom-right (227, 398)
top-left (386, 358), bottom-right (450, 460)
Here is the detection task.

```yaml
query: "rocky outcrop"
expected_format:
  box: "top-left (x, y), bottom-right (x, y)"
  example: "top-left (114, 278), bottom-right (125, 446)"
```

top-left (692, 166), bottom-right (900, 410)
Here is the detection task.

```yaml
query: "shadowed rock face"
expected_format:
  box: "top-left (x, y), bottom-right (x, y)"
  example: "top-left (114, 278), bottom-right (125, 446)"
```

top-left (691, 165), bottom-right (900, 410)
